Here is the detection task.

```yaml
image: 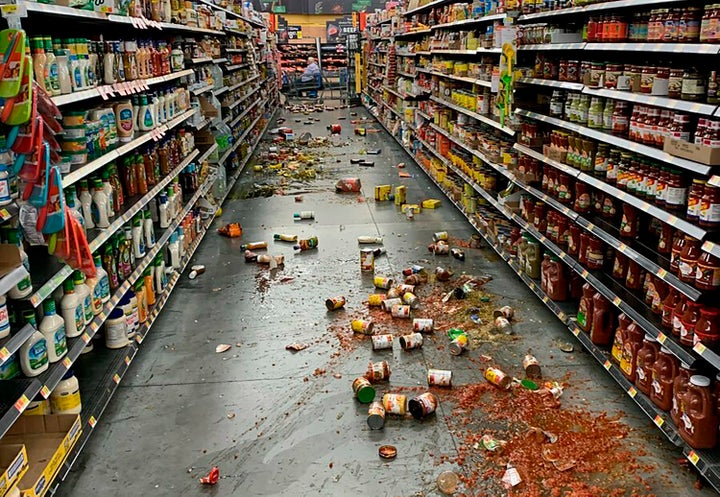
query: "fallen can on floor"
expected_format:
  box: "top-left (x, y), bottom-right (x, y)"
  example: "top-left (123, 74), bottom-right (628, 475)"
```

top-left (402, 292), bottom-right (419, 309)
top-left (371, 334), bottom-right (394, 350)
top-left (325, 296), bottom-right (346, 310)
top-left (448, 334), bottom-right (468, 356)
top-left (367, 401), bottom-right (386, 430)
top-left (366, 360), bottom-right (391, 383)
top-left (397, 284), bottom-right (415, 294)
top-left (428, 242), bottom-right (450, 255)
top-left (494, 305), bottom-right (514, 320)
top-left (399, 332), bottom-right (423, 350)
top-left (352, 377), bottom-right (376, 403)
top-left (428, 369), bottom-right (452, 387)
top-left (485, 367), bottom-right (511, 389)
top-left (374, 276), bottom-right (394, 289)
top-left (523, 354), bottom-right (542, 379)
top-left (413, 318), bottom-right (434, 333)
top-left (495, 316), bottom-right (512, 334)
top-left (381, 297), bottom-right (403, 312)
top-left (408, 392), bottom-right (438, 420)
top-left (386, 287), bottom-right (401, 299)
top-left (360, 249), bottom-right (375, 272)
top-left (435, 267), bottom-right (452, 281)
top-left (351, 319), bottom-right (374, 335)
top-left (368, 293), bottom-right (387, 307)
top-left (391, 304), bottom-right (411, 318)
top-left (382, 393), bottom-right (407, 415)
top-left (433, 231), bottom-right (449, 242)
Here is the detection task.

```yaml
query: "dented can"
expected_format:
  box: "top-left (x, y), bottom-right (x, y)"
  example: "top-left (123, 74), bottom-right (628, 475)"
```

top-left (352, 377), bottom-right (376, 403)
top-left (523, 354), bottom-right (542, 379)
top-left (405, 274), bottom-right (424, 285)
top-left (399, 332), bottom-right (423, 350)
top-left (427, 369), bottom-right (452, 387)
top-left (413, 318), bottom-right (434, 333)
top-left (381, 298), bottom-right (403, 312)
top-left (328, 123), bottom-right (342, 134)
top-left (402, 292), bottom-right (419, 309)
top-left (368, 294), bottom-right (387, 307)
top-left (386, 287), bottom-right (401, 299)
top-left (485, 367), bottom-right (511, 389)
top-left (391, 304), bottom-right (411, 318)
top-left (351, 319), bottom-right (374, 335)
top-left (428, 242), bottom-right (450, 255)
top-left (402, 265), bottom-right (423, 276)
top-left (408, 392), bottom-right (438, 420)
top-left (433, 231), bottom-right (449, 241)
top-left (371, 334), bottom-right (394, 350)
top-left (374, 276), bottom-right (394, 289)
top-left (367, 401), bottom-right (386, 430)
top-left (448, 334), bottom-right (468, 356)
top-left (366, 361), bottom-right (391, 383)
top-left (360, 249), bottom-right (375, 272)
top-left (397, 284), bottom-right (415, 294)
top-left (493, 305), bottom-right (514, 320)
top-left (382, 393), bottom-right (407, 415)
top-left (494, 316), bottom-right (512, 334)
top-left (325, 296), bottom-right (346, 310)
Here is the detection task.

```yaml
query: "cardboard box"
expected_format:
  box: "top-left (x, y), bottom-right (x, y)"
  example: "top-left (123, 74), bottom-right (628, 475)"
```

top-left (663, 137), bottom-right (720, 166)
top-left (374, 185), bottom-right (391, 201)
top-left (401, 204), bottom-right (421, 214)
top-left (0, 415), bottom-right (82, 497)
top-left (422, 199), bottom-right (441, 209)
top-left (0, 445), bottom-right (28, 497)
top-left (0, 245), bottom-right (21, 279)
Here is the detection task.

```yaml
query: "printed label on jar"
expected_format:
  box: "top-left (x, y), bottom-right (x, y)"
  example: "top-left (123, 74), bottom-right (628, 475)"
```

top-left (665, 186), bottom-right (688, 207)
top-left (682, 79), bottom-right (706, 97)
top-left (700, 202), bottom-right (720, 223)
top-left (696, 265), bottom-right (720, 287)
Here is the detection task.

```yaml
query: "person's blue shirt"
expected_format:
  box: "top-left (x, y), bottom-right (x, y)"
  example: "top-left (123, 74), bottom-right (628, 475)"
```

top-left (301, 61), bottom-right (320, 82)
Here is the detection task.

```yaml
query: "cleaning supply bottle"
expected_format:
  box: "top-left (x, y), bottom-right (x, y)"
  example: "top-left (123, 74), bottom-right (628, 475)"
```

top-left (7, 229), bottom-right (32, 299)
top-left (132, 215), bottom-right (145, 259)
top-left (166, 186), bottom-right (176, 220)
top-left (158, 193), bottom-right (169, 228)
top-left (102, 170), bottom-right (115, 218)
top-left (73, 270), bottom-right (93, 327)
top-left (39, 299), bottom-right (68, 363)
top-left (61, 279), bottom-right (84, 338)
top-left (144, 208), bottom-right (155, 248)
top-left (78, 179), bottom-right (95, 229)
top-left (176, 226), bottom-right (185, 259)
top-left (91, 178), bottom-right (110, 228)
top-left (93, 254), bottom-right (111, 306)
top-left (19, 310), bottom-right (48, 377)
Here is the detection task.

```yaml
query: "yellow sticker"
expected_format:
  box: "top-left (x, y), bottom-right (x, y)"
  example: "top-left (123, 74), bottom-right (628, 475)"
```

top-left (542, 296), bottom-right (549, 303)
top-left (628, 387), bottom-right (637, 398)
top-left (1, 5), bottom-right (18, 14)
top-left (693, 342), bottom-right (707, 354)
top-left (63, 357), bottom-right (72, 368)
top-left (40, 385), bottom-right (51, 398)
top-left (657, 268), bottom-right (667, 278)
top-left (0, 347), bottom-right (8, 360)
top-left (113, 374), bottom-right (121, 384)
top-left (613, 297), bottom-right (621, 306)
top-left (688, 450), bottom-right (700, 465)
top-left (654, 415), bottom-right (664, 427)
top-left (587, 222), bottom-right (595, 231)
top-left (603, 360), bottom-right (612, 370)
top-left (657, 333), bottom-right (667, 344)
top-left (82, 332), bottom-right (91, 343)
top-left (581, 270), bottom-right (589, 278)
top-left (124, 356), bottom-right (131, 365)
top-left (88, 416), bottom-right (97, 428)
top-left (0, 208), bottom-right (9, 218)
top-left (667, 215), bottom-right (678, 226)
top-left (14, 395), bottom-right (28, 411)
top-left (619, 243), bottom-right (627, 251)
top-left (558, 312), bottom-right (567, 321)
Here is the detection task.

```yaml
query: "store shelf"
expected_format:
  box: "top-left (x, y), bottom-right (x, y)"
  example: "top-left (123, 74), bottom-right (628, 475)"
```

top-left (513, 144), bottom-right (710, 241)
top-left (394, 28), bottom-right (432, 38)
top-left (703, 240), bottom-right (720, 258)
top-left (398, 71), bottom-right (416, 78)
top-left (0, 323), bottom-right (34, 367)
top-left (225, 63), bottom-right (249, 71)
top-left (431, 13), bottom-right (506, 29)
top-left (517, 0), bottom-right (685, 21)
top-left (229, 98), bottom-right (261, 127)
top-left (417, 67), bottom-right (492, 88)
top-left (582, 87), bottom-right (718, 116)
top-left (430, 49), bottom-right (478, 55)
top-left (585, 42), bottom-right (720, 54)
top-left (197, 142), bottom-right (219, 164)
top-left (213, 57), bottom-right (228, 64)
top-left (368, 61), bottom-right (385, 67)
top-left (188, 57), bottom-right (213, 65)
top-left (213, 85), bottom-right (230, 95)
top-left (431, 95), bottom-right (515, 136)
top-left (515, 108), bottom-right (713, 175)
top-left (0, 266), bottom-right (30, 301)
top-left (51, 69), bottom-right (194, 107)
top-left (191, 83), bottom-right (214, 95)
top-left (196, 0), bottom-right (264, 27)
top-left (414, 50), bottom-right (433, 55)
top-left (518, 43), bottom-right (586, 51)
top-left (403, 0), bottom-right (455, 17)
top-left (215, 107), bottom-right (265, 165)
top-left (226, 48), bottom-right (248, 53)
top-left (29, 148), bottom-right (200, 309)
top-left (517, 77), bottom-right (584, 91)
top-left (374, 16), bottom-right (393, 25)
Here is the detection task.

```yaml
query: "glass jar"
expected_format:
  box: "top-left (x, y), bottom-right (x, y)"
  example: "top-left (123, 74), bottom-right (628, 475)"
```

top-left (613, 250), bottom-right (629, 280)
top-left (586, 236), bottom-right (604, 270)
top-left (558, 60), bottom-right (568, 81)
top-left (664, 8), bottom-right (682, 41)
top-left (567, 60), bottom-right (580, 82)
top-left (687, 179), bottom-right (707, 221)
top-left (679, 7), bottom-right (702, 42)
top-left (708, 71), bottom-right (719, 104)
top-left (679, 301), bottom-right (702, 347)
top-left (658, 222), bottom-right (673, 255)
top-left (587, 96), bottom-right (604, 128)
top-left (668, 68), bottom-right (684, 99)
top-left (678, 236), bottom-right (701, 283)
top-left (589, 62), bottom-right (604, 88)
top-left (604, 64), bottom-right (623, 89)
top-left (668, 113), bottom-right (691, 142)
top-left (662, 289), bottom-right (681, 329)
top-left (620, 203), bottom-right (638, 238)
top-left (612, 102), bottom-right (629, 136)
top-left (696, 251), bottom-right (720, 291)
top-left (671, 234), bottom-right (686, 273)
top-left (665, 168), bottom-right (687, 211)
top-left (640, 66), bottom-right (656, 94)
top-left (700, 184), bottom-right (720, 227)
top-left (681, 68), bottom-right (706, 101)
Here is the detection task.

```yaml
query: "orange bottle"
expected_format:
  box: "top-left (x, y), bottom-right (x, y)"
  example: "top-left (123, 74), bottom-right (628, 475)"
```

top-left (650, 347), bottom-right (680, 411)
top-left (611, 313), bottom-right (631, 363)
top-left (670, 362), bottom-right (695, 427)
top-left (680, 375), bottom-right (718, 449)
top-left (619, 320), bottom-right (644, 382)
top-left (636, 335), bottom-right (659, 395)
top-left (577, 283), bottom-right (595, 333)
top-left (590, 292), bottom-right (614, 345)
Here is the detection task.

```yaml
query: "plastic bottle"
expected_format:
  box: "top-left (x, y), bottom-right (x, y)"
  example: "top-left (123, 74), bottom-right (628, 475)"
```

top-left (135, 279), bottom-right (148, 324)
top-left (132, 216), bottom-right (145, 259)
top-left (118, 229), bottom-right (133, 280)
top-left (31, 38), bottom-right (48, 92)
top-left (73, 270), bottom-right (93, 327)
top-left (102, 171), bottom-right (115, 218)
top-left (103, 41), bottom-right (115, 84)
top-left (158, 193), bottom-right (169, 228)
top-left (144, 209), bottom-right (155, 248)
top-left (93, 254), bottom-right (111, 306)
top-left (139, 95), bottom-right (155, 131)
top-left (176, 227), bottom-right (185, 259)
top-left (105, 308), bottom-right (129, 349)
top-left (143, 268), bottom-right (156, 306)
top-left (50, 370), bottom-right (82, 414)
top-left (0, 295), bottom-right (9, 339)
top-left (590, 292), bottom-right (614, 345)
top-left (154, 254), bottom-right (167, 294)
top-left (78, 179), bottom-right (95, 229)
top-left (168, 232), bottom-right (180, 268)
top-left (294, 211), bottom-right (315, 220)
top-left (39, 300), bottom-right (67, 363)
top-left (650, 347), bottom-right (679, 411)
top-left (358, 236), bottom-right (383, 244)
top-left (44, 37), bottom-right (60, 96)
top-left (91, 178), bottom-right (110, 228)
top-left (7, 229), bottom-right (32, 299)
top-left (103, 244), bottom-right (120, 291)
top-left (65, 190), bottom-right (85, 233)
top-left (680, 375), bottom-right (718, 449)
top-left (166, 186), bottom-right (176, 220)
top-left (115, 99), bottom-right (134, 143)
top-left (19, 310), bottom-right (49, 377)
top-left (61, 279), bottom-right (84, 338)
top-left (84, 263), bottom-right (102, 316)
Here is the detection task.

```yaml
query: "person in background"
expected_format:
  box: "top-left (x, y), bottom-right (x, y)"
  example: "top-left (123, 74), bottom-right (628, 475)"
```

top-left (300, 56), bottom-right (320, 82)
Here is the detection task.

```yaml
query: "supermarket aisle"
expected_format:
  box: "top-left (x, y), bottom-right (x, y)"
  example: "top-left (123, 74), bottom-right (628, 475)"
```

top-left (59, 105), bottom-right (712, 497)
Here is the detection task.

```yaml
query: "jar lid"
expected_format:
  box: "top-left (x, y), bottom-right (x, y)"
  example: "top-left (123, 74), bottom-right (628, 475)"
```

top-left (690, 375), bottom-right (711, 387)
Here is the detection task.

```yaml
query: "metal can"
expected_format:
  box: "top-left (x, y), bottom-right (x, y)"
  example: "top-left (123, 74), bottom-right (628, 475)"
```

top-left (523, 354), bottom-right (542, 379)
top-left (352, 376), bottom-right (376, 403)
top-left (351, 319), bottom-right (374, 335)
top-left (399, 332), bottom-right (423, 350)
top-left (493, 305), bottom-right (514, 320)
top-left (374, 276), bottom-right (394, 289)
top-left (485, 367), bottom-right (511, 389)
top-left (402, 265), bottom-right (423, 276)
top-left (382, 393), bottom-right (407, 415)
top-left (433, 231), bottom-right (449, 241)
top-left (367, 401), bottom-right (385, 430)
top-left (371, 334), bottom-right (394, 350)
top-left (391, 304), bottom-right (411, 318)
top-left (429, 242), bottom-right (450, 255)
top-left (368, 293), bottom-right (387, 307)
top-left (360, 249), bottom-right (375, 272)
top-left (387, 287), bottom-right (401, 299)
top-left (405, 274), bottom-right (423, 285)
top-left (325, 296), bottom-right (346, 310)
top-left (329, 123), bottom-right (342, 134)
top-left (408, 392), bottom-right (438, 420)
top-left (427, 368), bottom-right (452, 387)
top-left (435, 267), bottom-right (452, 281)
top-left (381, 297), bottom-right (403, 312)
top-left (397, 284), bottom-right (415, 294)
top-left (367, 360), bottom-right (391, 383)
top-left (495, 316), bottom-right (512, 334)
top-left (413, 318), bottom-right (434, 333)
top-left (402, 292), bottom-right (419, 309)
top-left (448, 334), bottom-right (468, 356)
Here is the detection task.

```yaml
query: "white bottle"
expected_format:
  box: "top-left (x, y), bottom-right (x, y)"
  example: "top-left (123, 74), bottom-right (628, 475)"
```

top-left (56, 51), bottom-right (72, 94)
top-left (154, 255), bottom-right (166, 294)
top-left (152, 93), bottom-right (161, 126)
top-left (132, 216), bottom-right (145, 259)
top-left (157, 92), bottom-right (166, 124)
top-left (19, 329), bottom-right (48, 377)
top-left (92, 254), bottom-right (110, 305)
top-left (73, 271), bottom-right (93, 327)
top-left (102, 173), bottom-right (115, 218)
top-left (168, 232), bottom-right (180, 269)
top-left (78, 180), bottom-right (95, 229)
top-left (177, 227), bottom-right (185, 259)
top-left (0, 295), bottom-right (9, 339)
top-left (39, 300), bottom-right (68, 363)
top-left (61, 279), bottom-right (84, 338)
top-left (91, 178), bottom-right (110, 228)
top-left (143, 209), bottom-right (155, 248)
top-left (138, 95), bottom-right (155, 131)
top-left (158, 194), bottom-right (169, 229)
top-left (166, 188), bottom-right (176, 220)
top-left (164, 90), bottom-right (173, 121)
top-left (84, 267), bottom-right (102, 316)
top-left (357, 236), bottom-right (384, 244)
top-left (7, 229), bottom-right (32, 299)
top-left (50, 370), bottom-right (82, 414)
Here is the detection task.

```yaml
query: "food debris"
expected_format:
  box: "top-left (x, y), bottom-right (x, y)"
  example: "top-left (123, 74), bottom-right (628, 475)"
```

top-left (285, 342), bottom-right (309, 352)
top-left (199, 467), bottom-right (219, 485)
top-left (215, 344), bottom-right (231, 353)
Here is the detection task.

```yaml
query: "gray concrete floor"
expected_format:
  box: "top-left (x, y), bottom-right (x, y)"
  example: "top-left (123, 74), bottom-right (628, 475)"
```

top-left (58, 104), bottom-right (715, 497)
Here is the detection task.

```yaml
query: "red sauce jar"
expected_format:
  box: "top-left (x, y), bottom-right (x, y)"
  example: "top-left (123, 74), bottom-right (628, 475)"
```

top-left (636, 335), bottom-right (660, 395)
top-left (546, 255), bottom-right (568, 302)
top-left (612, 250), bottom-right (629, 280)
top-left (586, 236), bottom-right (604, 270)
top-left (680, 375), bottom-right (718, 450)
top-left (568, 225), bottom-right (581, 256)
top-left (620, 204), bottom-right (638, 238)
top-left (657, 223), bottom-right (673, 255)
top-left (620, 320), bottom-right (645, 382)
top-left (651, 279), bottom-right (669, 314)
top-left (574, 182), bottom-right (591, 214)
top-left (678, 235), bottom-right (701, 282)
top-left (556, 215), bottom-right (569, 247)
top-left (612, 313), bottom-right (631, 363)
top-left (578, 232), bottom-right (591, 265)
top-left (696, 252), bottom-right (720, 291)
top-left (687, 179), bottom-right (707, 221)
top-left (680, 301), bottom-right (702, 346)
top-left (650, 346), bottom-right (679, 411)
top-left (670, 234), bottom-right (687, 272)
top-left (671, 362), bottom-right (696, 427)
top-left (662, 288), bottom-right (680, 329)
top-left (700, 184), bottom-right (720, 227)
top-left (695, 308), bottom-right (720, 348)
top-left (626, 259), bottom-right (643, 290)
top-left (664, 169), bottom-right (688, 212)
top-left (672, 296), bottom-right (690, 337)
top-left (590, 292), bottom-right (614, 345)
top-left (577, 283), bottom-right (595, 332)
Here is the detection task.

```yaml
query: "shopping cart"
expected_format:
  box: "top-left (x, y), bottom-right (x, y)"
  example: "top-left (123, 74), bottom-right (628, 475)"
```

top-left (282, 71), bottom-right (323, 102)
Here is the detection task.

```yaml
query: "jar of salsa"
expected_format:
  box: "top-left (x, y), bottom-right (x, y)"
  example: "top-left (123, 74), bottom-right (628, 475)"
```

top-left (586, 236), bottom-right (604, 269)
top-left (636, 335), bottom-right (659, 395)
top-left (665, 169), bottom-right (687, 211)
top-left (687, 179), bottom-right (707, 221)
top-left (574, 182), bottom-right (591, 213)
top-left (605, 64), bottom-right (623, 89)
top-left (662, 288), bottom-right (681, 329)
top-left (671, 234), bottom-right (688, 272)
top-left (567, 60), bottom-right (580, 82)
top-left (672, 296), bottom-right (690, 337)
top-left (640, 66), bottom-right (656, 94)
top-left (589, 62), bottom-right (604, 88)
top-left (700, 184), bottom-right (720, 227)
top-left (679, 7), bottom-right (702, 42)
top-left (681, 67), bottom-right (706, 102)
top-left (679, 236), bottom-right (701, 282)
top-left (696, 251), bottom-right (720, 291)
top-left (668, 113), bottom-right (691, 142)
top-left (658, 223), bottom-right (674, 255)
top-left (680, 301), bottom-right (702, 346)
top-left (626, 259), bottom-right (643, 290)
top-left (620, 204), bottom-right (638, 238)
top-left (612, 102), bottom-right (629, 136)
top-left (650, 346), bottom-right (679, 411)
top-left (695, 308), bottom-right (720, 348)
top-left (655, 167), bottom-right (669, 206)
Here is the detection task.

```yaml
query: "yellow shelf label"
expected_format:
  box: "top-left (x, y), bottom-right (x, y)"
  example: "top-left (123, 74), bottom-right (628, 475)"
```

top-left (657, 333), bottom-right (667, 344)
top-left (88, 416), bottom-right (97, 428)
top-left (0, 347), bottom-right (8, 360)
top-left (619, 243), bottom-right (627, 251)
top-left (613, 297), bottom-right (621, 306)
top-left (688, 450), bottom-right (700, 466)
top-left (542, 296), bottom-right (549, 303)
top-left (654, 415), bottom-right (664, 427)
top-left (572, 326), bottom-right (580, 336)
top-left (124, 356), bottom-right (131, 365)
top-left (603, 360), bottom-right (612, 370)
top-left (628, 387), bottom-right (637, 398)
top-left (657, 268), bottom-right (667, 278)
top-left (667, 215), bottom-right (678, 226)
top-left (693, 342), bottom-right (707, 354)
top-left (0, 208), bottom-right (9, 218)
top-left (14, 395), bottom-right (29, 411)
top-left (63, 357), bottom-right (72, 368)
top-left (113, 374), bottom-right (121, 384)
top-left (82, 332), bottom-right (91, 343)
top-left (40, 385), bottom-right (50, 398)
top-left (581, 270), bottom-right (589, 278)
top-left (558, 312), bottom-right (566, 321)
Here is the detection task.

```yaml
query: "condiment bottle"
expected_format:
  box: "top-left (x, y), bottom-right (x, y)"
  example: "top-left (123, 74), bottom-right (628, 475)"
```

top-left (61, 279), bottom-right (84, 338)
top-left (636, 335), bottom-right (659, 395)
top-left (590, 292), bottom-right (614, 345)
top-left (680, 375), bottom-right (718, 449)
top-left (620, 320), bottom-right (644, 382)
top-left (678, 236), bottom-right (701, 282)
top-left (672, 296), bottom-right (689, 337)
top-left (661, 288), bottom-right (681, 330)
top-left (612, 251), bottom-right (629, 281)
top-left (619, 204), bottom-right (638, 238)
top-left (650, 347), bottom-right (679, 411)
top-left (695, 308), bottom-right (720, 348)
top-left (679, 301), bottom-right (702, 346)
top-left (699, 184), bottom-right (720, 227)
top-left (625, 260), bottom-right (643, 290)
top-left (671, 362), bottom-right (696, 427)
top-left (577, 283), bottom-right (595, 332)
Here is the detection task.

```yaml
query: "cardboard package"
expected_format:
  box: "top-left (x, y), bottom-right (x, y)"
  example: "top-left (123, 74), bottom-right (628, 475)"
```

top-left (663, 137), bottom-right (720, 166)
top-left (0, 445), bottom-right (28, 496)
top-left (0, 244), bottom-right (22, 279)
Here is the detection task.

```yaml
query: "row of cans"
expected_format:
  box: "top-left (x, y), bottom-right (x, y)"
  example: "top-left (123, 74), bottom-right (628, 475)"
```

top-left (351, 317), bottom-right (433, 337)
top-left (361, 392), bottom-right (440, 429)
